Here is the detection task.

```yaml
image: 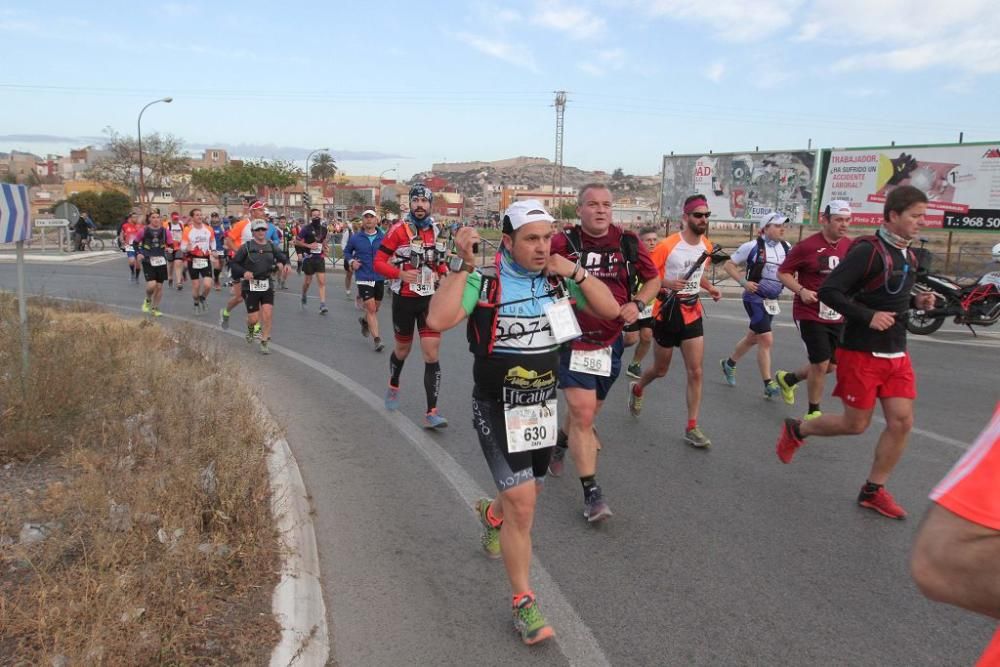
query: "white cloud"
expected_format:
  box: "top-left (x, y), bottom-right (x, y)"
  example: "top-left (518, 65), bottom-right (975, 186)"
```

top-left (705, 60), bottom-right (725, 83)
top-left (533, 3), bottom-right (605, 39)
top-left (579, 47), bottom-right (626, 77)
top-left (456, 33), bottom-right (539, 72)
top-left (636, 0), bottom-right (804, 42)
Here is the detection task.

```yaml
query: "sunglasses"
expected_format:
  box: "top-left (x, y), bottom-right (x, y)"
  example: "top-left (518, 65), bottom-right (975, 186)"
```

top-left (689, 212), bottom-right (711, 219)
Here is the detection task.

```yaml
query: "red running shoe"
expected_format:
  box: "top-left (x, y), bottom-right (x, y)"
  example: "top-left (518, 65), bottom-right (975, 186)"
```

top-left (776, 418), bottom-right (804, 464)
top-left (858, 486), bottom-right (907, 520)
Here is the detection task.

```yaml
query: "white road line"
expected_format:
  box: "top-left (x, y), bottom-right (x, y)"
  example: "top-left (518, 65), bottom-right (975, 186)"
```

top-left (51, 297), bottom-right (611, 667)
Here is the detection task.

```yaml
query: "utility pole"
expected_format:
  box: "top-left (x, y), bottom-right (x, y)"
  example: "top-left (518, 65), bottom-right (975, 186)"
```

top-left (552, 91), bottom-right (567, 206)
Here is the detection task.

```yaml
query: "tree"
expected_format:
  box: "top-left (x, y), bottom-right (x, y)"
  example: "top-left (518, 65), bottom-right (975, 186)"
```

top-left (2, 173), bottom-right (17, 184)
top-left (84, 127), bottom-right (189, 196)
top-left (310, 152), bottom-right (337, 181)
top-left (380, 200), bottom-right (401, 216)
top-left (556, 201), bottom-right (577, 220)
top-left (53, 190), bottom-right (133, 228)
top-left (611, 167), bottom-right (625, 181)
top-left (191, 160), bottom-right (302, 204)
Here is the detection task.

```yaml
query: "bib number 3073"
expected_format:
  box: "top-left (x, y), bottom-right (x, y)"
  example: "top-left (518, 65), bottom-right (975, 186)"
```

top-left (569, 346), bottom-right (612, 377)
top-left (505, 403), bottom-right (557, 453)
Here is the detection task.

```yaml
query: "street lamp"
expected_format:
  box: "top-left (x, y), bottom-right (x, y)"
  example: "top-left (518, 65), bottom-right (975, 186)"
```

top-left (377, 167), bottom-right (397, 212)
top-left (305, 147), bottom-right (329, 218)
top-left (137, 96), bottom-right (173, 212)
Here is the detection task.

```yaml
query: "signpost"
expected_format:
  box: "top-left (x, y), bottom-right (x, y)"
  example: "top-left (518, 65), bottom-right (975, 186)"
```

top-left (1, 184), bottom-right (32, 376)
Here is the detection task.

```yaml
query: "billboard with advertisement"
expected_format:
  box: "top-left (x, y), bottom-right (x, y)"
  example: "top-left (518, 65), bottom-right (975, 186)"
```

top-left (660, 150), bottom-right (818, 224)
top-left (819, 142), bottom-right (1000, 230)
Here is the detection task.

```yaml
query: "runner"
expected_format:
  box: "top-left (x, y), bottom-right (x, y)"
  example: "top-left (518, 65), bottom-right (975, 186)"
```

top-left (166, 212), bottom-right (185, 289)
top-left (134, 211), bottom-right (173, 317)
top-left (426, 203), bottom-right (618, 645)
top-left (547, 183), bottom-right (660, 521)
top-left (774, 200), bottom-right (854, 418)
top-left (219, 200), bottom-right (266, 329)
top-left (278, 215), bottom-right (291, 288)
top-left (341, 219), bottom-right (356, 296)
top-left (624, 225), bottom-right (660, 379)
top-left (345, 210), bottom-right (387, 352)
top-left (373, 184), bottom-right (451, 428)
top-left (209, 212), bottom-right (227, 291)
top-left (118, 211), bottom-right (142, 283)
top-left (229, 219), bottom-right (290, 354)
top-left (295, 208), bottom-right (330, 315)
top-left (775, 186), bottom-right (937, 519)
top-left (627, 194), bottom-right (723, 448)
top-left (180, 208), bottom-right (215, 314)
top-left (912, 404), bottom-right (1000, 666)
top-left (719, 212), bottom-right (791, 398)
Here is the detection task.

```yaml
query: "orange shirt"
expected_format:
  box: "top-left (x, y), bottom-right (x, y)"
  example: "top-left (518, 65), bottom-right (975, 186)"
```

top-left (647, 232), bottom-right (712, 318)
top-left (227, 218), bottom-right (250, 250)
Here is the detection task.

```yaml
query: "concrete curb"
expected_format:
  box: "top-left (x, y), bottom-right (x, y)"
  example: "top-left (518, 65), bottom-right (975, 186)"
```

top-left (0, 250), bottom-right (120, 263)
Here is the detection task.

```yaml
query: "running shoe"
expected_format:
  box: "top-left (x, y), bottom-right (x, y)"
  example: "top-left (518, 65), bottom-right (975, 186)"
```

top-left (359, 316), bottom-right (370, 338)
top-left (345, 289), bottom-right (352, 297)
top-left (583, 485), bottom-right (613, 523)
top-left (141, 299), bottom-right (151, 314)
top-left (684, 426), bottom-right (711, 448)
top-left (804, 410), bottom-right (822, 421)
top-left (775, 370), bottom-right (797, 406)
top-left (720, 359), bottom-right (736, 386)
top-left (373, 337), bottom-right (384, 353)
top-left (858, 486), bottom-right (907, 520)
top-left (626, 361), bottom-right (642, 380)
top-left (259, 339), bottom-right (271, 355)
top-left (177, 283), bottom-right (183, 291)
top-left (300, 295), bottom-right (307, 309)
top-left (548, 445), bottom-right (566, 477)
top-left (151, 308), bottom-right (162, 318)
top-left (512, 594), bottom-right (555, 646)
top-left (252, 322), bottom-right (262, 339)
top-left (384, 385), bottom-right (400, 411)
top-left (193, 303), bottom-right (201, 315)
top-left (423, 409), bottom-right (448, 429)
top-left (474, 498), bottom-right (502, 560)
top-left (320, 303), bottom-right (328, 315)
top-left (764, 381), bottom-right (780, 400)
top-left (776, 418), bottom-right (804, 463)
top-left (245, 326), bottom-right (255, 343)
top-left (628, 381), bottom-right (643, 417)
top-left (219, 308), bottom-right (230, 330)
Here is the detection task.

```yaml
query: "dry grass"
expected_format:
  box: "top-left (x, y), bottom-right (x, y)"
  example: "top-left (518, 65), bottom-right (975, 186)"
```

top-left (0, 294), bottom-right (280, 665)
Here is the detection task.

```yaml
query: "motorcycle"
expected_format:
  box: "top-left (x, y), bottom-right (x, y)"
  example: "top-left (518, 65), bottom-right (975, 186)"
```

top-left (906, 240), bottom-right (1000, 336)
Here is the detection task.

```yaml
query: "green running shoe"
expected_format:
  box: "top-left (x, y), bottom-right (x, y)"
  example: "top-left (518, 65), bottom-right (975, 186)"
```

top-left (245, 325), bottom-right (255, 343)
top-left (775, 370), bottom-right (797, 406)
top-left (141, 299), bottom-right (151, 314)
top-left (626, 361), bottom-right (641, 379)
top-left (474, 498), bottom-right (501, 560)
top-left (513, 594), bottom-right (555, 646)
top-left (804, 410), bottom-right (822, 421)
top-left (685, 425), bottom-right (711, 449)
top-left (720, 359), bottom-right (736, 386)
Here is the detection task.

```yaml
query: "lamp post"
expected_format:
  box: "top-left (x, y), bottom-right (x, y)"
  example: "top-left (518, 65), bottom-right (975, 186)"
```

top-left (377, 168), bottom-right (397, 214)
top-left (137, 96), bottom-right (173, 212)
top-left (304, 148), bottom-right (329, 219)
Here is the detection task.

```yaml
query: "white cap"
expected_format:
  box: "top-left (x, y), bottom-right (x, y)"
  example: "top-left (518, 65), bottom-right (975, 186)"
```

top-left (251, 220), bottom-right (269, 231)
top-left (503, 199), bottom-right (554, 230)
top-left (824, 200), bottom-right (852, 216)
top-left (759, 212), bottom-right (789, 229)
top-left (361, 209), bottom-right (377, 217)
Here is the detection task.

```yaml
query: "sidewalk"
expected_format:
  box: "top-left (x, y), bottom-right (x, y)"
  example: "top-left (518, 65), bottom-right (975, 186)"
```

top-left (0, 249), bottom-right (120, 263)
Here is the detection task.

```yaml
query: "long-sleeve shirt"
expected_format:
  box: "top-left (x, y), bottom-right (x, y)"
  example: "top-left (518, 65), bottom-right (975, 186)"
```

top-left (230, 241), bottom-right (288, 280)
top-left (344, 229), bottom-right (386, 282)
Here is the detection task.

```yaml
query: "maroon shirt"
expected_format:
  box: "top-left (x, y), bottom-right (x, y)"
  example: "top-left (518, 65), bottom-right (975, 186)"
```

top-left (550, 225), bottom-right (659, 350)
top-left (779, 231), bottom-right (852, 323)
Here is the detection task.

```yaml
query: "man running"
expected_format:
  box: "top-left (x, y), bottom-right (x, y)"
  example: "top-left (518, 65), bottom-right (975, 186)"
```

top-left (719, 212), bottom-right (791, 398)
top-left (345, 210), bottom-right (387, 352)
top-left (134, 211), bottom-right (173, 317)
top-left (229, 219), bottom-right (289, 354)
top-left (166, 212), bottom-right (185, 289)
top-left (220, 200), bottom-right (267, 329)
top-left (340, 219), bottom-right (356, 296)
top-left (118, 211), bottom-right (142, 283)
top-left (181, 208), bottom-right (215, 314)
top-left (775, 186), bottom-right (937, 519)
top-left (625, 225), bottom-right (660, 379)
top-left (426, 203), bottom-right (618, 645)
top-left (374, 184), bottom-right (450, 428)
top-left (774, 201), bottom-right (854, 418)
top-left (547, 183), bottom-right (660, 521)
top-left (628, 194), bottom-right (722, 447)
top-left (295, 208), bottom-right (330, 315)
top-left (209, 212), bottom-right (227, 290)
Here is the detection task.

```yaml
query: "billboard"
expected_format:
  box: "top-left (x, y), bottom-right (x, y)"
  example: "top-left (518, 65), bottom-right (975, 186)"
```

top-left (819, 142), bottom-right (1000, 229)
top-left (661, 150), bottom-right (818, 224)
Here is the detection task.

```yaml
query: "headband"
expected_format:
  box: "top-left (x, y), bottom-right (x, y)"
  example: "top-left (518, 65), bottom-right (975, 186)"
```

top-left (683, 197), bottom-right (708, 215)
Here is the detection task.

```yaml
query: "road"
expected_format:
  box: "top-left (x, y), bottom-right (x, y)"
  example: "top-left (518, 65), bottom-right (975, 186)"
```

top-left (3, 256), bottom-right (998, 666)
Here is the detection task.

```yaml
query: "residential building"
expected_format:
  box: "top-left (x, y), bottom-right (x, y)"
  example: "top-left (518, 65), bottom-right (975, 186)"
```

top-left (188, 148), bottom-right (229, 171)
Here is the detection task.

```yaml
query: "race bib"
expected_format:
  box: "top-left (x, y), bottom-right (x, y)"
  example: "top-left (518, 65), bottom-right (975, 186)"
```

top-left (191, 258), bottom-right (208, 269)
top-left (542, 298), bottom-right (582, 343)
top-left (640, 302), bottom-right (654, 319)
top-left (569, 346), bottom-right (612, 377)
top-left (819, 302), bottom-right (840, 321)
top-left (411, 268), bottom-right (435, 296)
top-left (149, 256), bottom-right (166, 267)
top-left (311, 243), bottom-right (322, 254)
top-left (505, 402), bottom-right (557, 453)
top-left (356, 280), bottom-right (375, 287)
top-left (763, 299), bottom-right (780, 315)
top-left (212, 250), bottom-right (224, 257)
top-left (249, 279), bottom-right (269, 292)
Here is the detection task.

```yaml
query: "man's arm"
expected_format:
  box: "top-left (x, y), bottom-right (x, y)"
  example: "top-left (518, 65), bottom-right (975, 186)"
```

top-left (817, 242), bottom-right (879, 324)
top-left (427, 227), bottom-right (478, 331)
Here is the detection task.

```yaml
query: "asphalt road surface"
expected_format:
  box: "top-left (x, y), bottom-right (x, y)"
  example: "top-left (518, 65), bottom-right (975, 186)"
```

top-left (3, 255), bottom-right (998, 666)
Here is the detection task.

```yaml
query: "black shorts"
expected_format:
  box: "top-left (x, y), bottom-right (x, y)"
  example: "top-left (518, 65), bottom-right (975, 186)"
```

top-left (242, 285), bottom-right (274, 313)
top-left (142, 262), bottom-right (168, 283)
top-left (797, 320), bottom-right (842, 364)
top-left (623, 317), bottom-right (654, 333)
top-left (653, 301), bottom-right (704, 348)
top-left (356, 281), bottom-right (385, 302)
top-left (472, 397), bottom-right (552, 492)
top-left (188, 259), bottom-right (213, 279)
top-left (303, 256), bottom-right (326, 275)
top-left (391, 293), bottom-right (436, 342)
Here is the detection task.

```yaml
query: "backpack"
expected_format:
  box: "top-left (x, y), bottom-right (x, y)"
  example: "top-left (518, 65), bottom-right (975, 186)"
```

top-left (854, 235), bottom-right (918, 294)
top-left (746, 236), bottom-right (791, 283)
top-left (563, 226), bottom-right (641, 296)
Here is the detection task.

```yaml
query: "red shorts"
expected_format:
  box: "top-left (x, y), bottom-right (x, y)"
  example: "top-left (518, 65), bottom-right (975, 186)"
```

top-left (833, 349), bottom-right (917, 410)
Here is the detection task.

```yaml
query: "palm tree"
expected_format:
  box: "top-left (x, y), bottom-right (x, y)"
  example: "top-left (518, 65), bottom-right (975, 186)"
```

top-left (310, 152), bottom-right (337, 181)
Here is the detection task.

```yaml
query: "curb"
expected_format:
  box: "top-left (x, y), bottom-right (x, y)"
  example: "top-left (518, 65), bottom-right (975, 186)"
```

top-left (0, 250), bottom-right (120, 263)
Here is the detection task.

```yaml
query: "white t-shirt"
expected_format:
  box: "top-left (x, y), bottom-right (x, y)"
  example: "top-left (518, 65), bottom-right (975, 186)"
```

top-left (663, 238), bottom-right (709, 296)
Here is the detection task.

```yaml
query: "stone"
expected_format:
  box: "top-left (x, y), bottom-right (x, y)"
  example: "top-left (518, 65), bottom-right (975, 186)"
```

top-left (18, 523), bottom-right (49, 544)
top-left (109, 501), bottom-right (133, 532)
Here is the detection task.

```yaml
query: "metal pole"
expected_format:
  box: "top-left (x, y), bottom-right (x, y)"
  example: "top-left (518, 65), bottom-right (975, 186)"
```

top-left (16, 240), bottom-right (29, 375)
top-left (944, 231), bottom-right (954, 274)
top-left (137, 97), bottom-right (173, 213)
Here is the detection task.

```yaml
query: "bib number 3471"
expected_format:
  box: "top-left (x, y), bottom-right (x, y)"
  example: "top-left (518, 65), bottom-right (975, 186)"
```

top-left (569, 346), bottom-right (612, 377)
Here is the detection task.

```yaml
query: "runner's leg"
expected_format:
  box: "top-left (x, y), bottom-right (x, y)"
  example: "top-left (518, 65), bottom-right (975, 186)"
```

top-left (869, 397), bottom-right (914, 485)
top-left (679, 336), bottom-right (705, 424)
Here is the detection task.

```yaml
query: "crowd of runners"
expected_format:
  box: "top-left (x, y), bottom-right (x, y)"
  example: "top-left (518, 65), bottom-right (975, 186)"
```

top-left (116, 183), bottom-right (999, 656)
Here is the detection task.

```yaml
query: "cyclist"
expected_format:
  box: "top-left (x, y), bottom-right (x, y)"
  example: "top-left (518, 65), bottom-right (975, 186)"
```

top-left (230, 219), bottom-right (290, 354)
top-left (345, 210), bottom-right (387, 351)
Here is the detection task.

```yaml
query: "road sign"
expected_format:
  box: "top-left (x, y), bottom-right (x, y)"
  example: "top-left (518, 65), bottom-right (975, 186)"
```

top-left (1, 184), bottom-right (31, 242)
top-left (53, 201), bottom-right (80, 225)
top-left (35, 218), bottom-right (70, 228)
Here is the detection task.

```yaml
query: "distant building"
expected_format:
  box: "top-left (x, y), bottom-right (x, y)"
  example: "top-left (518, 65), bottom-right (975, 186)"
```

top-left (188, 148), bottom-right (229, 171)
top-left (499, 187), bottom-right (576, 214)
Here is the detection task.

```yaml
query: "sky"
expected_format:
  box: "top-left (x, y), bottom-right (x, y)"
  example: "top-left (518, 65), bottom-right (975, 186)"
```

top-left (2, 0), bottom-right (999, 179)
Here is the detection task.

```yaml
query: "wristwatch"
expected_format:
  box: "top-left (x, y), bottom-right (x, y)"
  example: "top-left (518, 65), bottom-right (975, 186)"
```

top-left (448, 256), bottom-right (475, 273)
top-left (632, 298), bottom-right (646, 311)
